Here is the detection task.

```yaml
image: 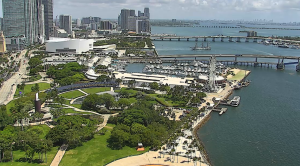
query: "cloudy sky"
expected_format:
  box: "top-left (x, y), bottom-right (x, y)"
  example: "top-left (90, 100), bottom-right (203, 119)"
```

top-left (1, 0), bottom-right (300, 22)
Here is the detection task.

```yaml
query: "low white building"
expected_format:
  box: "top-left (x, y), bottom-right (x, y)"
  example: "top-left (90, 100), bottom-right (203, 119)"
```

top-left (114, 72), bottom-right (190, 87)
top-left (46, 37), bottom-right (94, 54)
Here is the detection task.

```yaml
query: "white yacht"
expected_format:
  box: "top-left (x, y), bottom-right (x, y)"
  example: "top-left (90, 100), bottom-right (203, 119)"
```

top-left (230, 96), bottom-right (241, 107)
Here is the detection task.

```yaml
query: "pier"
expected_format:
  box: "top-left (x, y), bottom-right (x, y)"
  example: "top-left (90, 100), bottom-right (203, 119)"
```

top-left (212, 107), bottom-right (228, 115)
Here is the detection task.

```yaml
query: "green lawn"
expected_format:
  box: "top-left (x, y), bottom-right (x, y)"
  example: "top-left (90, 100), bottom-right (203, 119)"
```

top-left (60, 125), bottom-right (149, 166)
top-left (59, 90), bottom-right (85, 99)
top-left (6, 100), bottom-right (16, 115)
top-left (148, 94), bottom-right (173, 107)
top-left (115, 88), bottom-right (138, 97)
top-left (82, 87), bottom-right (111, 94)
top-left (28, 74), bottom-right (42, 82)
top-left (228, 70), bottom-right (247, 81)
top-left (63, 108), bottom-right (94, 115)
top-left (0, 146), bottom-right (59, 166)
top-left (70, 104), bottom-right (82, 109)
top-left (15, 83), bottom-right (51, 97)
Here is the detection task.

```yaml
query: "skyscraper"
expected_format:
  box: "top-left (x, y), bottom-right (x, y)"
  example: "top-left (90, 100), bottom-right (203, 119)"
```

top-left (59, 15), bottom-right (72, 34)
top-left (121, 9), bottom-right (130, 30)
top-left (2, 0), bottom-right (44, 45)
top-left (42, 0), bottom-right (53, 40)
top-left (144, 7), bottom-right (150, 19)
top-left (130, 10), bottom-right (136, 17)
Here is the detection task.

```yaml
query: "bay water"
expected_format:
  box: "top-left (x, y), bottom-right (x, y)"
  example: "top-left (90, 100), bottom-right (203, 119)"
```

top-left (150, 26), bottom-right (300, 166)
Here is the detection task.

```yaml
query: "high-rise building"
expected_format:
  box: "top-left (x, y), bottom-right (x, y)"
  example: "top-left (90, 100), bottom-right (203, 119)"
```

top-left (100, 21), bottom-right (113, 30)
top-left (128, 16), bottom-right (138, 31)
top-left (76, 19), bottom-right (81, 27)
top-left (2, 0), bottom-right (45, 45)
top-left (82, 16), bottom-right (101, 24)
top-left (90, 23), bottom-right (98, 30)
top-left (136, 19), bottom-right (150, 34)
top-left (0, 18), bottom-right (3, 30)
top-left (0, 31), bottom-right (6, 53)
top-left (130, 10), bottom-right (136, 16)
top-left (144, 7), bottom-right (150, 19)
top-left (118, 14), bottom-right (121, 27)
top-left (93, 17), bottom-right (101, 23)
top-left (121, 9), bottom-right (130, 30)
top-left (59, 15), bottom-right (72, 34)
top-left (42, 0), bottom-right (53, 40)
top-left (138, 11), bottom-right (142, 17)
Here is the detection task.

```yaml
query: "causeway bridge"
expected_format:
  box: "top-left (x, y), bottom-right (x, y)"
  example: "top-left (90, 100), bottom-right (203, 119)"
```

top-left (151, 35), bottom-right (300, 44)
top-left (117, 54), bottom-right (300, 71)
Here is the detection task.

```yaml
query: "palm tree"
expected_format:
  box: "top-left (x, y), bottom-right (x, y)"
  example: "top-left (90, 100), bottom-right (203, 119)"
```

top-left (115, 78), bottom-right (122, 87)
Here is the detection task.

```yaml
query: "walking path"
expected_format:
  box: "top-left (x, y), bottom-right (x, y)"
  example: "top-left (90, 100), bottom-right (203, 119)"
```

top-left (25, 72), bottom-right (53, 85)
top-left (50, 144), bottom-right (68, 166)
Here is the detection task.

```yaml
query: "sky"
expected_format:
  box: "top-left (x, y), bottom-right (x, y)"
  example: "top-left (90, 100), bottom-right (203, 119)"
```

top-left (1, 0), bottom-right (300, 22)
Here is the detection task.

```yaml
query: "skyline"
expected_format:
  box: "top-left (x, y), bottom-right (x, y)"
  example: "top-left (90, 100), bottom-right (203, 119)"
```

top-left (1, 0), bottom-right (300, 22)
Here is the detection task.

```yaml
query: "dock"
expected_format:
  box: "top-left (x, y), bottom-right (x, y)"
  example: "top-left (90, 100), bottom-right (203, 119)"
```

top-left (212, 107), bottom-right (228, 115)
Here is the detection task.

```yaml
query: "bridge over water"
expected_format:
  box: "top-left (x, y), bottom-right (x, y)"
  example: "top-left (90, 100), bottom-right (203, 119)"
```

top-left (151, 36), bottom-right (300, 44)
top-left (117, 54), bottom-right (300, 71)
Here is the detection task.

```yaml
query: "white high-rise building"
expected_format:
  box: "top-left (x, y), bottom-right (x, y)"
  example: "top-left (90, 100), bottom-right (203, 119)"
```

top-left (59, 15), bottom-right (72, 34)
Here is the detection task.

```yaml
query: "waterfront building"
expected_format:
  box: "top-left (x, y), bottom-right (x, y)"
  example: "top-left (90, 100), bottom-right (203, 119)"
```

top-left (172, 19), bottom-right (177, 23)
top-left (128, 16), bottom-right (138, 31)
top-left (136, 19), bottom-right (151, 34)
top-left (0, 31), bottom-right (6, 53)
top-left (144, 7), bottom-right (150, 19)
top-left (46, 38), bottom-right (94, 54)
top-left (42, 0), bottom-right (53, 40)
top-left (59, 15), bottom-right (72, 34)
top-left (120, 9), bottom-right (130, 30)
top-left (3, 0), bottom-right (45, 46)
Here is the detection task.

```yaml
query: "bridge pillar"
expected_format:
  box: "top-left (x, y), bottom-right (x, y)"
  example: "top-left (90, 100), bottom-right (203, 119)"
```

top-left (204, 38), bottom-right (207, 42)
top-left (297, 65), bottom-right (300, 72)
top-left (255, 57), bottom-right (258, 62)
top-left (245, 38), bottom-right (249, 42)
top-left (229, 37), bottom-right (233, 42)
top-left (161, 39), bottom-right (163, 41)
top-left (221, 38), bottom-right (224, 42)
top-left (195, 38), bottom-right (198, 42)
top-left (169, 38), bottom-right (171, 41)
top-left (187, 38), bottom-right (189, 41)
top-left (212, 37), bottom-right (215, 42)
top-left (237, 37), bottom-right (241, 42)
top-left (253, 38), bottom-right (257, 43)
top-left (277, 58), bottom-right (285, 70)
top-left (178, 38), bottom-right (180, 41)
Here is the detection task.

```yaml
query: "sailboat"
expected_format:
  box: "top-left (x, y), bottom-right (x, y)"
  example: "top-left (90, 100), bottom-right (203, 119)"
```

top-left (191, 41), bottom-right (211, 50)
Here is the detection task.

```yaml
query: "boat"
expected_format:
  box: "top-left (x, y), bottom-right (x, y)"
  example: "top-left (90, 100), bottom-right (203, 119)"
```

top-left (230, 96), bottom-right (241, 107)
top-left (278, 44), bottom-right (289, 48)
top-left (191, 42), bottom-right (211, 50)
top-left (291, 45), bottom-right (299, 49)
top-left (233, 84), bottom-right (242, 90)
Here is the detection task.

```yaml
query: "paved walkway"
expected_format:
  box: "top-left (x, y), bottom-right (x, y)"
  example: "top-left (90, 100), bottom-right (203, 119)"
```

top-left (50, 144), bottom-right (68, 166)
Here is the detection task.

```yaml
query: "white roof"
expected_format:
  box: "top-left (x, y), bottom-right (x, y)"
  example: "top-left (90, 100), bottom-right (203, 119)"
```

top-left (47, 37), bottom-right (95, 43)
top-left (198, 75), bottom-right (225, 81)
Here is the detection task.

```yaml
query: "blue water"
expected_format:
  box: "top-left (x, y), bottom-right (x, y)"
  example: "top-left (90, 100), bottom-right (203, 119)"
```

top-left (150, 26), bottom-right (300, 166)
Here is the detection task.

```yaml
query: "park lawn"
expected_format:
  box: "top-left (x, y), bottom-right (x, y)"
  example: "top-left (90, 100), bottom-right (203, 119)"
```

top-left (0, 146), bottom-right (59, 166)
top-left (62, 108), bottom-right (94, 115)
top-left (60, 126), bottom-right (149, 166)
top-left (59, 90), bottom-right (85, 99)
top-left (148, 94), bottom-right (173, 107)
top-left (70, 104), bottom-right (82, 109)
top-left (15, 83), bottom-right (51, 97)
top-left (115, 88), bottom-right (138, 97)
top-left (82, 87), bottom-right (111, 94)
top-left (6, 100), bottom-right (15, 115)
top-left (228, 70), bottom-right (247, 81)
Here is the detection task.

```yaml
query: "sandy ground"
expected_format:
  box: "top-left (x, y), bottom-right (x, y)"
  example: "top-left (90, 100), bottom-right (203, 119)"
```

top-left (107, 151), bottom-right (208, 166)
top-left (227, 69), bottom-right (250, 81)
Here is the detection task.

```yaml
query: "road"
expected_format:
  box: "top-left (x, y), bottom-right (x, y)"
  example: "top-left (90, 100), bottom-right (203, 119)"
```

top-left (0, 50), bottom-right (29, 105)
